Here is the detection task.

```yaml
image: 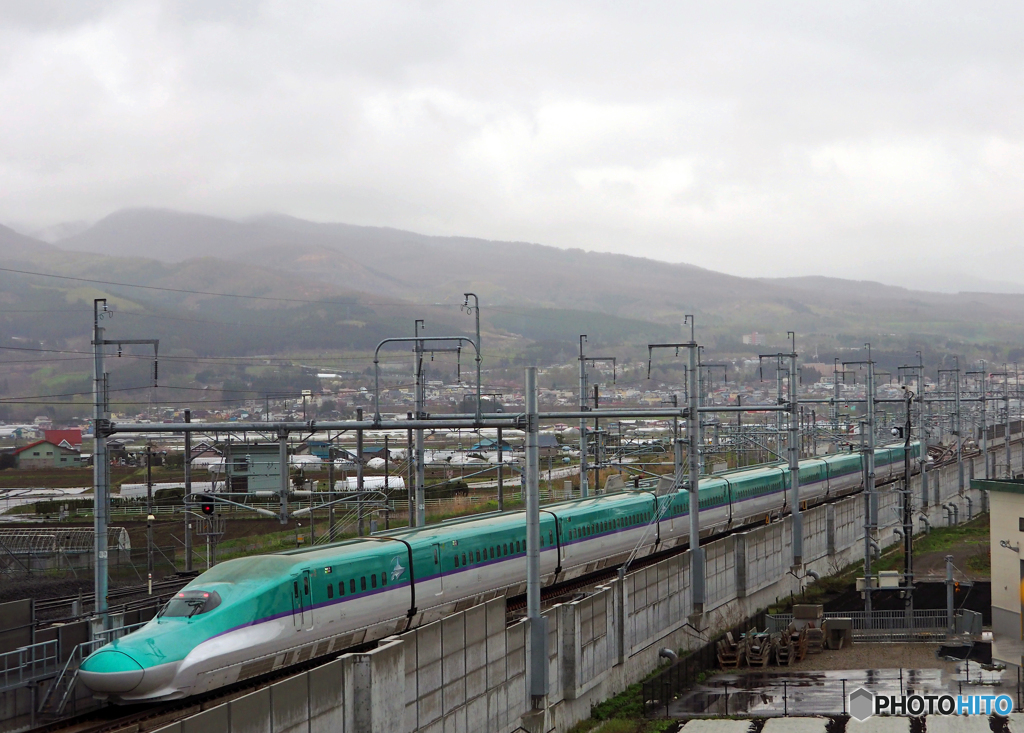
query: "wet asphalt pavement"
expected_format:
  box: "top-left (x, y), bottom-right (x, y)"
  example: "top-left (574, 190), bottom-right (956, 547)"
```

top-left (666, 663), bottom-right (1015, 718)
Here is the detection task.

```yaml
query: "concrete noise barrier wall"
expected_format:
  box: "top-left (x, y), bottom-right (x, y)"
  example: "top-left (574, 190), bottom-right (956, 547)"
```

top-left (152, 447), bottom-right (1001, 733)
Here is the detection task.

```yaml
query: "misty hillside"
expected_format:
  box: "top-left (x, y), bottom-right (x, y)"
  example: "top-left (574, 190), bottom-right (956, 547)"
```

top-left (42, 208), bottom-right (1024, 345)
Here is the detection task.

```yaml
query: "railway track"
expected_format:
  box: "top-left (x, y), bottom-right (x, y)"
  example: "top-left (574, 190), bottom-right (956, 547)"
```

top-left (35, 579), bottom-right (191, 619)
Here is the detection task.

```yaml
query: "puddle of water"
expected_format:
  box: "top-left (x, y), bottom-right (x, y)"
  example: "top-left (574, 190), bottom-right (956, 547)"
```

top-left (665, 665), bottom-right (1018, 717)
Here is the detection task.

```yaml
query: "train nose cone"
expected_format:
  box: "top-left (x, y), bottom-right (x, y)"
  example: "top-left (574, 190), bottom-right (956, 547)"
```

top-left (79, 650), bottom-right (145, 694)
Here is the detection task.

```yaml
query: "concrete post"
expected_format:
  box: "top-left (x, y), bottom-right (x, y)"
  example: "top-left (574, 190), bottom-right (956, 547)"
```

top-left (350, 640), bottom-right (405, 732)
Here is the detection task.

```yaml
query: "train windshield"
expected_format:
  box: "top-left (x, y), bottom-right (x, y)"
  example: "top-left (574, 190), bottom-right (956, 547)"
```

top-left (158, 590), bottom-right (222, 618)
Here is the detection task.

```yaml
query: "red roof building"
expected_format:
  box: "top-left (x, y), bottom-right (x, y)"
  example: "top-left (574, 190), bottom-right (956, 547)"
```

top-left (44, 429), bottom-right (83, 450)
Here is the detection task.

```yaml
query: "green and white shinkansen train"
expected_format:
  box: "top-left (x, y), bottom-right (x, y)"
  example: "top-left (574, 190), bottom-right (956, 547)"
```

top-left (80, 442), bottom-right (919, 702)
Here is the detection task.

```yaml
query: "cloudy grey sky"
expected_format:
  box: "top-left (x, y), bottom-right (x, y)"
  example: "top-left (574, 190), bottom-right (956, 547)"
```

top-left (2, 1), bottom-right (1023, 289)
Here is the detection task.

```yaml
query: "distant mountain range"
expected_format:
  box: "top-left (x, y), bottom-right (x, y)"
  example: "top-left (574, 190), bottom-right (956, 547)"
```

top-left (5, 207), bottom-right (1024, 356)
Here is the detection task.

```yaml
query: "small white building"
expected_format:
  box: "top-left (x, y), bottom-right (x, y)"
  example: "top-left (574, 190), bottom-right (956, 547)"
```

top-left (984, 478), bottom-right (1024, 670)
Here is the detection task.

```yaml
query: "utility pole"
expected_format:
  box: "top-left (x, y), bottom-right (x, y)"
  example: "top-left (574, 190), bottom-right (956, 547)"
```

top-left (786, 333), bottom-right (802, 569)
top-left (327, 441), bottom-right (335, 542)
top-left (579, 335), bottom-right (589, 498)
top-left (646, 319), bottom-right (702, 621)
top-left (577, 336), bottom-right (616, 499)
top-left (844, 347), bottom-right (877, 619)
top-left (92, 298), bottom-right (158, 626)
top-left (1006, 365), bottom-right (1013, 478)
top-left (414, 321), bottom-right (426, 527)
top-left (686, 321), bottom-right (703, 621)
top-left (593, 384), bottom-right (600, 494)
top-left (981, 365), bottom-right (989, 479)
top-left (146, 444), bottom-right (154, 594)
top-left (917, 353), bottom-right (929, 508)
top-left (901, 385), bottom-right (915, 620)
top-left (900, 359), bottom-right (928, 507)
top-left (184, 409), bottom-right (193, 572)
top-left (968, 364), bottom-right (989, 479)
top-left (406, 420), bottom-right (415, 523)
top-left (356, 408), bottom-right (364, 536)
top-left (497, 426), bottom-right (504, 511)
top-left (955, 359), bottom-right (964, 496)
top-left (278, 428), bottom-right (289, 524)
top-left (832, 358), bottom-right (841, 433)
top-left (463, 294), bottom-right (483, 424)
top-left (867, 349), bottom-right (877, 529)
top-left (525, 366), bottom-right (547, 709)
top-left (92, 298), bottom-right (110, 624)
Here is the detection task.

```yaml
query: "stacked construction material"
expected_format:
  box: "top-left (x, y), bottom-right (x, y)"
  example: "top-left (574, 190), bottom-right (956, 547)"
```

top-left (716, 631), bottom-right (741, 669)
top-left (772, 631), bottom-right (794, 666)
top-left (804, 622), bottom-right (825, 654)
top-left (743, 628), bottom-right (773, 667)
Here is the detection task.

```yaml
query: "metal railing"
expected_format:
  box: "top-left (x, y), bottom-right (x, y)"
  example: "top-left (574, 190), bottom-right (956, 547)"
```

top-left (38, 620), bottom-right (148, 718)
top-left (0, 639), bottom-right (58, 692)
top-left (766, 609), bottom-right (951, 641)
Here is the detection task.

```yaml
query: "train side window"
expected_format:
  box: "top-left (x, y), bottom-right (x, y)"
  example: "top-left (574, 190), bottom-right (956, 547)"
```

top-left (455, 555), bottom-right (460, 568)
top-left (327, 584), bottom-right (334, 599)
top-left (371, 575), bottom-right (377, 589)
top-left (350, 579), bottom-right (356, 594)
top-left (339, 582), bottom-right (345, 596)
top-left (361, 577), bottom-right (367, 591)
top-left (1019, 517), bottom-right (1024, 532)
top-left (549, 531), bottom-right (553, 545)
top-left (294, 581), bottom-right (299, 598)
top-left (382, 572), bottom-right (387, 586)
top-left (304, 577), bottom-right (310, 595)
top-left (433, 546), bottom-right (439, 564)
top-left (462, 553), bottom-right (467, 565)
top-left (476, 550), bottom-right (481, 562)
top-left (490, 547), bottom-right (495, 559)
top-left (503, 543), bottom-right (508, 555)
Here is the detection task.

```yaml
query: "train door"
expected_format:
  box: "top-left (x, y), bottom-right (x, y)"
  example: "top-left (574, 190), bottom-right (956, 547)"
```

top-left (291, 570), bottom-right (314, 630)
top-left (291, 574), bottom-right (306, 629)
top-left (432, 543), bottom-right (444, 596)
